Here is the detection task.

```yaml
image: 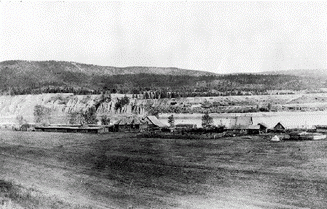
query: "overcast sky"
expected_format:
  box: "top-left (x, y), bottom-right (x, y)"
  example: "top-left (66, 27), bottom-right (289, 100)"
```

top-left (1, 1), bottom-right (326, 74)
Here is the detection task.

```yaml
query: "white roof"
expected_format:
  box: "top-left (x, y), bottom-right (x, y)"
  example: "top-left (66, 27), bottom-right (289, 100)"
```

top-left (146, 116), bottom-right (167, 127)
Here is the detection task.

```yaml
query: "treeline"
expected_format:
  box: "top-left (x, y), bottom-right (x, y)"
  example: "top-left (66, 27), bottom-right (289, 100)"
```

top-left (1, 86), bottom-right (101, 96)
top-left (1, 69), bottom-right (326, 96)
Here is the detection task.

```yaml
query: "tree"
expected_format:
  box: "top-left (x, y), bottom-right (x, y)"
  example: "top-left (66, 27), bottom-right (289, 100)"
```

top-left (68, 111), bottom-right (83, 125)
top-left (168, 114), bottom-right (175, 127)
top-left (16, 115), bottom-right (26, 126)
top-left (114, 95), bottom-right (130, 112)
top-left (34, 105), bottom-right (52, 125)
top-left (202, 112), bottom-right (213, 128)
top-left (101, 115), bottom-right (110, 125)
top-left (148, 106), bottom-right (160, 119)
top-left (81, 107), bottom-right (98, 125)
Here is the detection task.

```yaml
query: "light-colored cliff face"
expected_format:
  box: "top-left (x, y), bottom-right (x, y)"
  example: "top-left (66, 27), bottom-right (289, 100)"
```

top-left (0, 94), bottom-right (148, 125)
top-left (2, 93), bottom-right (326, 126)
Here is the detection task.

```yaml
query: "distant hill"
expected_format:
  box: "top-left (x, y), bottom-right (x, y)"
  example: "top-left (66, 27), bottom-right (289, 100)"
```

top-left (0, 60), bottom-right (216, 77)
top-left (262, 69), bottom-right (327, 78)
top-left (1, 60), bottom-right (326, 95)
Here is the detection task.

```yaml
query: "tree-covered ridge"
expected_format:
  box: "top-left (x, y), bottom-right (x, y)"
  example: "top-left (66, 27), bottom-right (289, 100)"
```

top-left (1, 60), bottom-right (327, 96)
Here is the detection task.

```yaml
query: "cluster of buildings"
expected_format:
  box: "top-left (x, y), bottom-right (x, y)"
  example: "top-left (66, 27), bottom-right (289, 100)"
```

top-left (33, 115), bottom-right (167, 134)
top-left (10, 114), bottom-right (326, 136)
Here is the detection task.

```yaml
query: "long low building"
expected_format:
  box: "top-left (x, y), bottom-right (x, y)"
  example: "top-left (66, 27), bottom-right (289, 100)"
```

top-left (35, 125), bottom-right (109, 134)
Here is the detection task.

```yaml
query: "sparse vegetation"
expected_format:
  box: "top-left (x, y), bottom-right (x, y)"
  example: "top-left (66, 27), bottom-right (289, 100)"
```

top-left (201, 112), bottom-right (213, 128)
top-left (114, 95), bottom-right (130, 113)
top-left (101, 115), bottom-right (110, 125)
top-left (81, 107), bottom-right (98, 125)
top-left (0, 179), bottom-right (91, 208)
top-left (16, 115), bottom-right (26, 125)
top-left (168, 114), bottom-right (175, 128)
top-left (33, 105), bottom-right (52, 125)
top-left (68, 111), bottom-right (83, 125)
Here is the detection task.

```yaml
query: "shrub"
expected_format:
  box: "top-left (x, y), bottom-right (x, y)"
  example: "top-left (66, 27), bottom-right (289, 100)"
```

top-left (68, 111), bottom-right (83, 125)
top-left (81, 107), bottom-right (98, 124)
top-left (101, 115), bottom-right (110, 125)
top-left (114, 95), bottom-right (130, 113)
top-left (168, 114), bottom-right (175, 127)
top-left (201, 112), bottom-right (213, 128)
top-left (33, 105), bottom-right (51, 125)
top-left (16, 115), bottom-right (26, 125)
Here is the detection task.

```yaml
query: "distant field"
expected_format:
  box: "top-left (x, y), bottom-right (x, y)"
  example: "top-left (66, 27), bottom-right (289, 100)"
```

top-left (1, 131), bottom-right (327, 208)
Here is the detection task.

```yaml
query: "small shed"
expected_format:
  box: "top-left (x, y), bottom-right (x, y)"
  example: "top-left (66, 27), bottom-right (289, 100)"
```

top-left (258, 123), bottom-right (268, 133)
top-left (247, 125), bottom-right (260, 135)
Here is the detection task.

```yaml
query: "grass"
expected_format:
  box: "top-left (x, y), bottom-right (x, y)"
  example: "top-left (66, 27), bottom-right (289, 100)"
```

top-left (1, 131), bottom-right (327, 208)
top-left (0, 179), bottom-right (92, 209)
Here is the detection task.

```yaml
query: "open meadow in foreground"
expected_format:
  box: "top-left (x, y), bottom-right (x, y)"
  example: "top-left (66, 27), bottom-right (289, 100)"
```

top-left (1, 130), bottom-right (327, 208)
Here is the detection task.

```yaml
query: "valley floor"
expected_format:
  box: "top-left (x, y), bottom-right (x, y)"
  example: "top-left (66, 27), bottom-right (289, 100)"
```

top-left (1, 131), bottom-right (327, 208)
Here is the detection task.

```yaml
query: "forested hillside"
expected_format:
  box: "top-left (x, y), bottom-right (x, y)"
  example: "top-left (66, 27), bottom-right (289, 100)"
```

top-left (1, 60), bottom-right (326, 96)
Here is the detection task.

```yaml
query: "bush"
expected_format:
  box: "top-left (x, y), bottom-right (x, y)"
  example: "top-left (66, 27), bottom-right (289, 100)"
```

top-left (202, 112), bottom-right (213, 128)
top-left (68, 111), bottom-right (83, 125)
top-left (101, 115), bottom-right (110, 125)
top-left (33, 105), bottom-right (51, 125)
top-left (114, 95), bottom-right (130, 112)
top-left (16, 115), bottom-right (26, 125)
top-left (81, 107), bottom-right (98, 124)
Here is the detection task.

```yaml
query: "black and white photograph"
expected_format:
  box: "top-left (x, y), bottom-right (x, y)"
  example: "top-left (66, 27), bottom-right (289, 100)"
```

top-left (0, 1), bottom-right (327, 208)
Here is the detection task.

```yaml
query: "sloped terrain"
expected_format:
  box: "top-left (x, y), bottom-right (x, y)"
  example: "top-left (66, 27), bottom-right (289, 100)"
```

top-left (1, 60), bottom-right (327, 96)
top-left (0, 60), bottom-right (216, 94)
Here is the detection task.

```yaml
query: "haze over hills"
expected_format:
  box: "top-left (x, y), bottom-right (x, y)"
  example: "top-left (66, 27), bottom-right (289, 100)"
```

top-left (1, 60), bottom-right (327, 95)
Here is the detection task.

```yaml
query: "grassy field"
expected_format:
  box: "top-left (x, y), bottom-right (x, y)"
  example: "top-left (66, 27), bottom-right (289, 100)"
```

top-left (1, 130), bottom-right (327, 208)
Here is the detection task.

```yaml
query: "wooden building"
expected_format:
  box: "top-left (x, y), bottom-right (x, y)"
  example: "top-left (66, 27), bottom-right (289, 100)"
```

top-left (247, 125), bottom-right (260, 135)
top-left (114, 116), bottom-right (144, 132)
top-left (35, 126), bottom-right (106, 133)
top-left (273, 122), bottom-right (287, 132)
top-left (144, 116), bottom-right (167, 130)
top-left (258, 123), bottom-right (268, 133)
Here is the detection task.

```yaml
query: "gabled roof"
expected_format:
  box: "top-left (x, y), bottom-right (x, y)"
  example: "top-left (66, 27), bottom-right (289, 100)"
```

top-left (274, 122), bottom-right (287, 129)
top-left (258, 122), bottom-right (268, 128)
top-left (146, 116), bottom-right (167, 128)
top-left (273, 121), bottom-right (306, 129)
top-left (131, 117), bottom-right (141, 125)
top-left (115, 115), bottom-right (144, 125)
top-left (115, 117), bottom-right (131, 125)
